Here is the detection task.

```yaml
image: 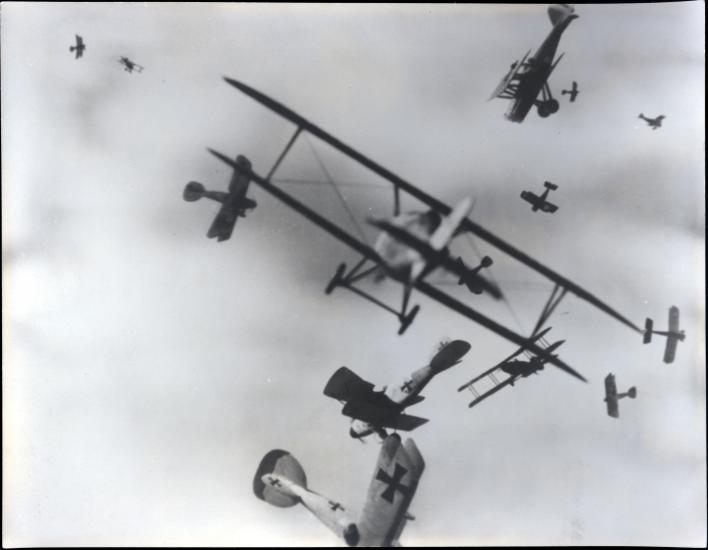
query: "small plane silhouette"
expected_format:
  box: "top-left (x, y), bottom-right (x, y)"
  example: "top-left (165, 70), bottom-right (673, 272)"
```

top-left (70, 35), bottom-right (85, 59)
top-left (119, 56), bottom-right (144, 73)
top-left (561, 81), bottom-right (579, 102)
top-left (638, 113), bottom-right (665, 130)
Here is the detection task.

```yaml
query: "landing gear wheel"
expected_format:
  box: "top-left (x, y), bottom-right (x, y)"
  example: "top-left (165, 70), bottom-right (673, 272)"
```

top-left (547, 99), bottom-right (559, 114)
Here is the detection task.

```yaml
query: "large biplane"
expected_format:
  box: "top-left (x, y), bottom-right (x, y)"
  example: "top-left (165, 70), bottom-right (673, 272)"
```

top-left (254, 434), bottom-right (424, 547)
top-left (324, 339), bottom-right (471, 440)
top-left (204, 76), bottom-right (648, 383)
top-left (643, 306), bottom-right (685, 364)
top-left (489, 4), bottom-right (578, 123)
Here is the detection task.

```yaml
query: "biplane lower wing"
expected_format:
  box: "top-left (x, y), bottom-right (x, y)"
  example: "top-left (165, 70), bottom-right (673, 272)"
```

top-left (358, 434), bottom-right (425, 547)
top-left (489, 49), bottom-right (531, 101)
top-left (663, 337), bottom-right (678, 364)
top-left (221, 77), bottom-right (643, 339)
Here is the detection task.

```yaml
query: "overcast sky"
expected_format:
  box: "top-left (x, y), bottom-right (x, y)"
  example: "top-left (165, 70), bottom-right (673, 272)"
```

top-left (2, 2), bottom-right (705, 547)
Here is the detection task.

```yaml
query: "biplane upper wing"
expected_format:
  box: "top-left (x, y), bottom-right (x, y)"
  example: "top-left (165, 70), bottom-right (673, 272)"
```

top-left (604, 373), bottom-right (619, 418)
top-left (323, 366), bottom-right (376, 402)
top-left (668, 306), bottom-right (680, 333)
top-left (358, 434), bottom-right (425, 547)
top-left (520, 190), bottom-right (540, 207)
top-left (208, 149), bottom-right (587, 382)
top-left (221, 77), bottom-right (642, 339)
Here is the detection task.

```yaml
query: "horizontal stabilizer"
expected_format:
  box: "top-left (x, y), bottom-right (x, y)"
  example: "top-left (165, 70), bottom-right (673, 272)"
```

top-left (544, 181), bottom-right (558, 191)
top-left (253, 450), bottom-right (307, 508)
top-left (324, 367), bottom-right (375, 401)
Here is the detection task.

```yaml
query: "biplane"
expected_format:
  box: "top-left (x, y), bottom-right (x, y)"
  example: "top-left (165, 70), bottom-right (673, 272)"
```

top-left (520, 181), bottom-right (559, 213)
top-left (324, 339), bottom-right (471, 440)
top-left (254, 434), bottom-right (424, 547)
top-left (119, 56), bottom-right (144, 73)
top-left (489, 4), bottom-right (578, 122)
top-left (603, 373), bottom-right (637, 418)
top-left (69, 35), bottom-right (85, 59)
top-left (457, 326), bottom-right (564, 408)
top-left (638, 113), bottom-right (665, 130)
top-left (183, 154), bottom-right (257, 242)
top-left (561, 81), bottom-right (579, 102)
top-left (643, 306), bottom-right (685, 364)
top-left (205, 76), bottom-right (649, 382)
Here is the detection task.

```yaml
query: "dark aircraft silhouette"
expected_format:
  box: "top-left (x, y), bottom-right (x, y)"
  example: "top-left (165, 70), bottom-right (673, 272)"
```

top-left (184, 154), bottom-right (257, 242)
top-left (604, 373), bottom-right (636, 418)
top-left (520, 181), bottom-right (559, 213)
top-left (70, 35), bottom-right (85, 59)
top-left (324, 339), bottom-right (471, 440)
top-left (638, 113), bottom-right (665, 130)
top-left (643, 306), bottom-right (685, 363)
top-left (561, 81), bottom-right (579, 102)
top-left (490, 4), bottom-right (579, 122)
top-left (119, 56), bottom-right (144, 73)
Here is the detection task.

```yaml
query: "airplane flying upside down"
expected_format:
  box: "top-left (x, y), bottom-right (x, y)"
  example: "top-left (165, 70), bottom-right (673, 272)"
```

top-left (254, 434), bottom-right (425, 547)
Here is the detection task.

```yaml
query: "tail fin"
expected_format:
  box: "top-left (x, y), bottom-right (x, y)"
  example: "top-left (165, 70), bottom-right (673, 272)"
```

top-left (253, 449), bottom-right (307, 508)
top-left (548, 4), bottom-right (576, 26)
top-left (429, 339), bottom-right (471, 373)
top-left (627, 387), bottom-right (637, 399)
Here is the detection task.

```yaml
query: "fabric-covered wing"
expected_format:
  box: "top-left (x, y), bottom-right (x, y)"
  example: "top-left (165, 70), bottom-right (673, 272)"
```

top-left (668, 306), bottom-right (680, 333)
top-left (541, 201), bottom-right (558, 213)
top-left (207, 203), bottom-right (238, 241)
top-left (357, 435), bottom-right (425, 547)
top-left (663, 337), bottom-right (678, 364)
top-left (520, 190), bottom-right (539, 206)
top-left (323, 367), bottom-right (375, 402)
top-left (341, 399), bottom-right (401, 425)
top-left (604, 374), bottom-right (619, 418)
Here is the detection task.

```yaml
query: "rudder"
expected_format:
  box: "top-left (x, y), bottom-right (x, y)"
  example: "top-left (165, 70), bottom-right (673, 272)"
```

top-left (253, 449), bottom-right (307, 508)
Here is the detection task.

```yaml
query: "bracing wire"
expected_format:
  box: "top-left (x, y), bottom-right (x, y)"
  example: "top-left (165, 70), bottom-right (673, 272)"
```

top-left (305, 135), bottom-right (370, 246)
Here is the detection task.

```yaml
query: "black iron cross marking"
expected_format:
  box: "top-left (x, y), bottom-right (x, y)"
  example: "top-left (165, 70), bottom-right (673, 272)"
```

top-left (376, 463), bottom-right (410, 503)
top-left (268, 477), bottom-right (281, 487)
top-left (329, 500), bottom-right (344, 511)
top-left (401, 381), bottom-right (413, 393)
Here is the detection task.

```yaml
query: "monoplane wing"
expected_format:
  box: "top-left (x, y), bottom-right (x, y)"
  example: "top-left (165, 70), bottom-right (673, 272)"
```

top-left (221, 77), bottom-right (642, 339)
top-left (604, 373), bottom-right (619, 418)
top-left (207, 203), bottom-right (238, 242)
top-left (323, 367), bottom-right (376, 402)
top-left (357, 434), bottom-right (425, 547)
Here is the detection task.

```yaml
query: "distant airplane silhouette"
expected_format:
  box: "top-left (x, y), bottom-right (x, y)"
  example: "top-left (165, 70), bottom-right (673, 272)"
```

top-left (119, 56), bottom-right (144, 73)
top-left (638, 113), bottom-right (665, 130)
top-left (561, 81), bottom-right (579, 102)
top-left (70, 35), bottom-right (85, 59)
